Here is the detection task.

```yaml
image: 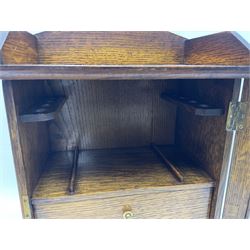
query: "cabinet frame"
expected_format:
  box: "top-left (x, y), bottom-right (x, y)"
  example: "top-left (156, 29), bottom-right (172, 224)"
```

top-left (1, 31), bottom-right (249, 219)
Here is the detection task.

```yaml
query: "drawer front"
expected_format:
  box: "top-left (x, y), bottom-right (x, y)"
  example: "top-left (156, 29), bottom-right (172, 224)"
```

top-left (33, 188), bottom-right (212, 219)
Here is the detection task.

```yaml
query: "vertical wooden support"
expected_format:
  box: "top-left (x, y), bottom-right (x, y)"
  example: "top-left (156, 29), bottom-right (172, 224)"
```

top-left (68, 146), bottom-right (79, 194)
top-left (151, 144), bottom-right (184, 182)
top-left (2, 81), bottom-right (33, 218)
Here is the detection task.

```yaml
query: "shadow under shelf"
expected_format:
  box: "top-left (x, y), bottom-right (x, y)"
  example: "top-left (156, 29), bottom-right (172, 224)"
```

top-left (20, 96), bottom-right (67, 123)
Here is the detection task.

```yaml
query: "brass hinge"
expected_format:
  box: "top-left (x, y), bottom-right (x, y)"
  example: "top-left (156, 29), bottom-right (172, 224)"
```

top-left (21, 195), bottom-right (32, 219)
top-left (226, 101), bottom-right (248, 132)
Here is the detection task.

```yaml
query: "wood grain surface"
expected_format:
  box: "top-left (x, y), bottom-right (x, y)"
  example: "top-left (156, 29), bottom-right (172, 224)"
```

top-left (0, 32), bottom-right (38, 64)
top-left (20, 96), bottom-right (66, 123)
top-left (223, 80), bottom-right (250, 218)
top-left (185, 32), bottom-right (250, 65)
top-left (33, 188), bottom-right (212, 219)
top-left (35, 31), bottom-right (186, 65)
top-left (175, 79), bottom-right (234, 217)
top-left (32, 146), bottom-right (213, 218)
top-left (46, 80), bottom-right (177, 151)
top-left (32, 146), bottom-right (214, 202)
top-left (161, 92), bottom-right (224, 116)
top-left (0, 65), bottom-right (249, 80)
top-left (2, 80), bottom-right (50, 218)
top-left (1, 31), bottom-right (249, 220)
top-left (10, 80), bottom-right (50, 195)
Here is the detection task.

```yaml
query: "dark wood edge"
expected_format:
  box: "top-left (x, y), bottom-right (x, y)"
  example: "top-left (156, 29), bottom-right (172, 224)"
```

top-left (186, 31), bottom-right (250, 50)
top-left (32, 183), bottom-right (215, 205)
top-left (2, 80), bottom-right (33, 218)
top-left (151, 143), bottom-right (184, 182)
top-left (34, 30), bottom-right (188, 40)
top-left (161, 93), bottom-right (224, 116)
top-left (0, 65), bottom-right (249, 80)
top-left (185, 31), bottom-right (250, 51)
top-left (68, 147), bottom-right (79, 195)
top-left (20, 96), bottom-right (67, 123)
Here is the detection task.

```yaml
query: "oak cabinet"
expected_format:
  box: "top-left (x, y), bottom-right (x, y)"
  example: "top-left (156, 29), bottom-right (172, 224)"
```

top-left (1, 31), bottom-right (249, 219)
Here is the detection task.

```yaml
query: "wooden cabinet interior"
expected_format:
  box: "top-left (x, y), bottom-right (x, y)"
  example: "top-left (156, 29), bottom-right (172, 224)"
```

top-left (1, 31), bottom-right (249, 219)
top-left (4, 78), bottom-right (234, 218)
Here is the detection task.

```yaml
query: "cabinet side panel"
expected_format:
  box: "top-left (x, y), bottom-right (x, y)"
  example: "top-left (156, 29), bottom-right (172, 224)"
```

top-left (11, 80), bottom-right (50, 195)
top-left (175, 79), bottom-right (234, 217)
top-left (185, 32), bottom-right (250, 65)
top-left (1, 32), bottom-right (38, 64)
top-left (2, 80), bottom-right (50, 218)
top-left (223, 80), bottom-right (250, 218)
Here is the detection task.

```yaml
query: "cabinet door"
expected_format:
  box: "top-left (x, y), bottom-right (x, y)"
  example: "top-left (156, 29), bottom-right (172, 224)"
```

top-left (224, 79), bottom-right (250, 218)
top-left (215, 79), bottom-right (250, 219)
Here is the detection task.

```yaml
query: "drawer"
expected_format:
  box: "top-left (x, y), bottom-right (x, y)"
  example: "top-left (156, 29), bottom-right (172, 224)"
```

top-left (33, 188), bottom-right (212, 219)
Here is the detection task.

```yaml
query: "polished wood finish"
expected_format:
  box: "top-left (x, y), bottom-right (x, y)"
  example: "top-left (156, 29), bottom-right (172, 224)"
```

top-left (68, 146), bottom-right (79, 194)
top-left (175, 79), bottom-right (234, 217)
top-left (0, 65), bottom-right (249, 80)
top-left (223, 80), bottom-right (250, 218)
top-left (47, 80), bottom-right (177, 151)
top-left (20, 96), bottom-right (66, 122)
top-left (161, 92), bottom-right (224, 116)
top-left (1, 31), bottom-right (249, 219)
top-left (33, 189), bottom-right (212, 219)
top-left (1, 31), bottom-right (249, 68)
top-left (35, 31), bottom-right (186, 65)
top-left (0, 31), bottom-right (249, 81)
top-left (32, 146), bottom-right (213, 203)
top-left (0, 32), bottom-right (38, 64)
top-left (214, 79), bottom-right (245, 218)
top-left (2, 80), bottom-right (50, 218)
top-left (185, 32), bottom-right (250, 65)
top-left (151, 144), bottom-right (184, 182)
top-left (32, 146), bottom-right (213, 218)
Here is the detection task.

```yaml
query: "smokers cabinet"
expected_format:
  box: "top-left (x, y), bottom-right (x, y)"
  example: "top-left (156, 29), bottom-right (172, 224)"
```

top-left (0, 31), bottom-right (249, 219)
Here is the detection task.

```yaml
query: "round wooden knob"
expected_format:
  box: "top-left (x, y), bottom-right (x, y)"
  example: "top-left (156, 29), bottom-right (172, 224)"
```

top-left (122, 205), bottom-right (134, 219)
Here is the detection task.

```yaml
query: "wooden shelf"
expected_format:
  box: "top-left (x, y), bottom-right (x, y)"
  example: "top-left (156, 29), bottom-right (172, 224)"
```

top-left (32, 146), bottom-right (214, 204)
top-left (20, 96), bottom-right (66, 122)
top-left (161, 92), bottom-right (224, 116)
top-left (0, 31), bottom-right (249, 80)
top-left (0, 65), bottom-right (249, 80)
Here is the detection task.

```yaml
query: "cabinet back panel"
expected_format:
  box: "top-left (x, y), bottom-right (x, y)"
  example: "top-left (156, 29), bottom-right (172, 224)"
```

top-left (46, 80), bottom-right (178, 151)
top-left (35, 32), bottom-right (185, 65)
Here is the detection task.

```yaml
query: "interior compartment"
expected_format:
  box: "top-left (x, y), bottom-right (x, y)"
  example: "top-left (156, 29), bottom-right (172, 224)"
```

top-left (32, 146), bottom-right (214, 218)
top-left (10, 78), bottom-right (234, 218)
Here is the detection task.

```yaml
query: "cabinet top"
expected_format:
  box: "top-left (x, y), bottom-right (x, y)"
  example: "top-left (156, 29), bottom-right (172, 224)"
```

top-left (0, 31), bottom-right (249, 79)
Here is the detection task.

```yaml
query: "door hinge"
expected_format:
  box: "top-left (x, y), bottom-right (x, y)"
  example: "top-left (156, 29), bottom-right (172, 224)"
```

top-left (226, 101), bottom-right (248, 132)
top-left (21, 195), bottom-right (32, 219)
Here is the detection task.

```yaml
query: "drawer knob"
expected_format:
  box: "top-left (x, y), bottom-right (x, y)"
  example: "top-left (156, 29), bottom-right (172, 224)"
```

top-left (123, 206), bottom-right (134, 219)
